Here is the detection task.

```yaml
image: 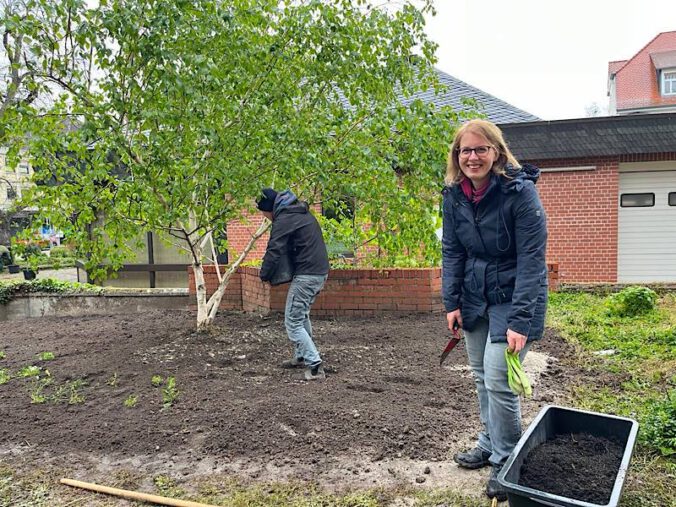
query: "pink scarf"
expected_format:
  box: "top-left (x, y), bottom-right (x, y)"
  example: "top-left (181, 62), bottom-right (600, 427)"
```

top-left (460, 178), bottom-right (490, 204)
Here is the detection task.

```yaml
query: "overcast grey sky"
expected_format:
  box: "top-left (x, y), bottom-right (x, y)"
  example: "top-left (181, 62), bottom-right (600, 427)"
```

top-left (424, 0), bottom-right (676, 120)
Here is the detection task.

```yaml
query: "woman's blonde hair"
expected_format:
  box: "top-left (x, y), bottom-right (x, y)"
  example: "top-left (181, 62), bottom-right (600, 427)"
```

top-left (445, 119), bottom-right (520, 186)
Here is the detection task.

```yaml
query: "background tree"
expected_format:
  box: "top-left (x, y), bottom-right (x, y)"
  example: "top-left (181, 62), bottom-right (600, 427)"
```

top-left (8, 0), bottom-right (464, 330)
top-left (1, 0), bottom-right (93, 139)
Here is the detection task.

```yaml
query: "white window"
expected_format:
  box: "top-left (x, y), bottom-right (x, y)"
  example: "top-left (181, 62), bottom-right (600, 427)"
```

top-left (18, 162), bottom-right (29, 174)
top-left (620, 193), bottom-right (654, 207)
top-left (662, 70), bottom-right (676, 96)
top-left (2, 155), bottom-right (12, 172)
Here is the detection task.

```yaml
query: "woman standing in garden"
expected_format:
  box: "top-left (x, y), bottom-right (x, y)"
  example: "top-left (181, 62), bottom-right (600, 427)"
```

top-left (441, 119), bottom-right (548, 501)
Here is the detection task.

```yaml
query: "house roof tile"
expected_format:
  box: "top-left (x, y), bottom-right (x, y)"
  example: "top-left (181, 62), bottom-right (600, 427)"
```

top-left (406, 68), bottom-right (540, 123)
top-left (499, 112), bottom-right (676, 160)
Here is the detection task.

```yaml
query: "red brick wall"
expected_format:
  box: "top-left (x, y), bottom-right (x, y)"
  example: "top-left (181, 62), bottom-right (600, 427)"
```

top-left (190, 265), bottom-right (559, 315)
top-left (227, 204), bottom-right (323, 262)
top-left (226, 212), bottom-right (268, 262)
top-left (531, 157), bottom-right (619, 283)
top-left (190, 266), bottom-right (444, 315)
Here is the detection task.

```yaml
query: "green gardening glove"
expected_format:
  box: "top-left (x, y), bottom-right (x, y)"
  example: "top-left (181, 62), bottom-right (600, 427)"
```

top-left (505, 348), bottom-right (532, 397)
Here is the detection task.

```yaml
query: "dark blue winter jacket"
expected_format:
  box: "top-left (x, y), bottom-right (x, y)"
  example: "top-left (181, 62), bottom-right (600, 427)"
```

top-left (260, 190), bottom-right (329, 283)
top-left (441, 164), bottom-right (548, 342)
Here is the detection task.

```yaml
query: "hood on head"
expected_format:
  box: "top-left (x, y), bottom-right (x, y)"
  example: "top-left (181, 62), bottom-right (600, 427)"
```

top-left (502, 163), bottom-right (540, 192)
top-left (273, 189), bottom-right (299, 216)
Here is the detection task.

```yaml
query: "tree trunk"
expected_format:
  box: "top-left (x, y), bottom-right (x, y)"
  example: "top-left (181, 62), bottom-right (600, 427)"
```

top-left (193, 260), bottom-right (209, 330)
top-left (195, 218), bottom-right (271, 331)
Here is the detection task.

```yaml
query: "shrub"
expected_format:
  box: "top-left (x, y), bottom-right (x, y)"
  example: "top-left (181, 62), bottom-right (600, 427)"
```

top-left (642, 390), bottom-right (676, 456)
top-left (0, 245), bottom-right (12, 265)
top-left (23, 243), bottom-right (43, 257)
top-left (605, 286), bottom-right (658, 317)
top-left (49, 246), bottom-right (71, 258)
top-left (0, 279), bottom-right (102, 305)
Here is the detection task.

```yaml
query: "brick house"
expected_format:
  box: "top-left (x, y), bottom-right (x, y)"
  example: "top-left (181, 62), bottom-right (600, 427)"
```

top-left (500, 113), bottom-right (676, 284)
top-left (608, 31), bottom-right (676, 115)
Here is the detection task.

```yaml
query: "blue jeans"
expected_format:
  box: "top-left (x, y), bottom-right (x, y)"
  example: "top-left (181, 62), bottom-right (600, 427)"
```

top-left (284, 274), bottom-right (327, 367)
top-left (464, 316), bottom-right (531, 466)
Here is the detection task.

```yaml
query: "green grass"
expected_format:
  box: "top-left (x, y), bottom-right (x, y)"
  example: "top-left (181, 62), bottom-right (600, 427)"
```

top-left (0, 466), bottom-right (485, 507)
top-left (548, 292), bottom-right (675, 419)
top-left (547, 290), bottom-right (676, 505)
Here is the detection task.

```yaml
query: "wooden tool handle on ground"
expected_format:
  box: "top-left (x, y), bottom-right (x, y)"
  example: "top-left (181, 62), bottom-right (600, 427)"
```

top-left (60, 478), bottom-right (221, 507)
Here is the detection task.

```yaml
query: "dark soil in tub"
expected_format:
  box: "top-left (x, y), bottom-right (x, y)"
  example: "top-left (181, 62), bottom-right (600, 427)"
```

top-left (518, 432), bottom-right (625, 504)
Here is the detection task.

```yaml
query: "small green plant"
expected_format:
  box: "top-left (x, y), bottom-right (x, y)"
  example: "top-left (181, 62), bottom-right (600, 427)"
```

top-left (605, 286), bottom-right (658, 317)
top-left (153, 475), bottom-right (185, 498)
top-left (106, 373), bottom-right (118, 387)
top-left (29, 378), bottom-right (51, 404)
top-left (161, 377), bottom-right (179, 409)
top-left (67, 379), bottom-right (86, 404)
top-left (0, 369), bottom-right (10, 385)
top-left (37, 352), bottom-right (55, 361)
top-left (642, 390), bottom-right (676, 456)
top-left (18, 365), bottom-right (41, 378)
top-left (123, 394), bottom-right (138, 408)
top-left (0, 351), bottom-right (5, 360)
top-left (151, 375), bottom-right (163, 387)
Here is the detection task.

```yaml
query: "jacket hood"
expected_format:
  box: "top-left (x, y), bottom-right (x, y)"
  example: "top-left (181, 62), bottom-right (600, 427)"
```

top-left (273, 189), bottom-right (307, 217)
top-left (501, 163), bottom-right (540, 193)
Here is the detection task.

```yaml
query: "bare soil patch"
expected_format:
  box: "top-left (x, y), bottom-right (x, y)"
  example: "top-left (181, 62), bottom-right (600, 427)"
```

top-left (0, 309), bottom-right (581, 497)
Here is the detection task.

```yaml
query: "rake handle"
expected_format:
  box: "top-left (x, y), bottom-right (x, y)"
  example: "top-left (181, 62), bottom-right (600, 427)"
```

top-left (60, 478), bottom-right (221, 507)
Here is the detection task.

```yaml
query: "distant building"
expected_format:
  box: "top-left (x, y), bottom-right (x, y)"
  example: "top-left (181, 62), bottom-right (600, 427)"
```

top-left (500, 112), bottom-right (676, 284)
top-left (0, 148), bottom-right (32, 211)
top-left (608, 31), bottom-right (676, 115)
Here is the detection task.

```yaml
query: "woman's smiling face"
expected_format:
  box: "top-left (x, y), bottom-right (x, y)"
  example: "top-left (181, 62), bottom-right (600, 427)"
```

top-left (458, 131), bottom-right (498, 188)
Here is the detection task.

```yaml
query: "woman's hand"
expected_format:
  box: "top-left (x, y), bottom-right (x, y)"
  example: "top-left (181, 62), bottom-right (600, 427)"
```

top-left (446, 309), bottom-right (463, 333)
top-left (506, 329), bottom-right (527, 353)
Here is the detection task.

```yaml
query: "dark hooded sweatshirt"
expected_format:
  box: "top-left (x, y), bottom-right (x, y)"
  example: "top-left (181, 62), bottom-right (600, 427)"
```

top-left (441, 164), bottom-right (548, 342)
top-left (259, 190), bottom-right (329, 283)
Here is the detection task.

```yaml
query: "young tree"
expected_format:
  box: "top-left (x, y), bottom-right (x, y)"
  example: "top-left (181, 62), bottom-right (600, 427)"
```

top-left (9, 0), bottom-right (462, 330)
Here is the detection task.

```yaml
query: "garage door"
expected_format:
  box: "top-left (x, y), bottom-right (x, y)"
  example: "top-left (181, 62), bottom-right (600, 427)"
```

top-left (618, 167), bottom-right (676, 282)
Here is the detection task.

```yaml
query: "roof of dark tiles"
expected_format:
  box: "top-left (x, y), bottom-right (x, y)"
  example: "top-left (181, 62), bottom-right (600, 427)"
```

top-left (498, 113), bottom-right (676, 160)
top-left (404, 68), bottom-right (540, 124)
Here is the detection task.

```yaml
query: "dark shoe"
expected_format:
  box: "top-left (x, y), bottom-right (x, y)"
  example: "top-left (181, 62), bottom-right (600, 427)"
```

top-left (304, 362), bottom-right (326, 380)
top-left (281, 357), bottom-right (304, 369)
top-left (453, 446), bottom-right (491, 469)
top-left (486, 465), bottom-right (507, 502)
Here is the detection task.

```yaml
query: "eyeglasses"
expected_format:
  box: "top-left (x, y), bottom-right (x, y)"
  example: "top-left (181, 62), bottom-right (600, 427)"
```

top-left (457, 145), bottom-right (493, 158)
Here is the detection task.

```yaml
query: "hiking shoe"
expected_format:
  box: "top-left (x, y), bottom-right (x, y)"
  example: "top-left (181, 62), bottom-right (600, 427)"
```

top-left (281, 357), bottom-right (304, 369)
top-left (304, 362), bottom-right (326, 380)
top-left (453, 446), bottom-right (491, 469)
top-left (486, 465), bottom-right (507, 502)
